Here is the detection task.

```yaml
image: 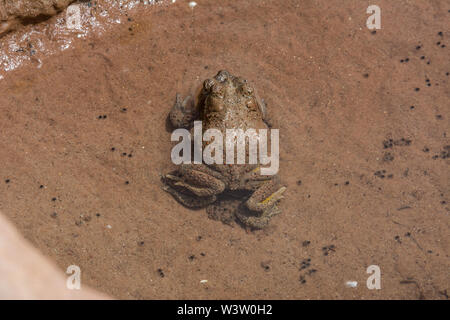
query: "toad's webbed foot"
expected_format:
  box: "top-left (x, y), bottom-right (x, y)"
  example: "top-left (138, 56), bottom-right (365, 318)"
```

top-left (235, 178), bottom-right (286, 229)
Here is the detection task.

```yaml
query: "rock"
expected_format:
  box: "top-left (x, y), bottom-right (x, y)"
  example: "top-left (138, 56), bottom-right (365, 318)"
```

top-left (0, 0), bottom-right (75, 36)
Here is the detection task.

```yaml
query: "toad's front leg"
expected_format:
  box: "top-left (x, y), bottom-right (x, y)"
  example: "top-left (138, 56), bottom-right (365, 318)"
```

top-left (169, 94), bottom-right (198, 129)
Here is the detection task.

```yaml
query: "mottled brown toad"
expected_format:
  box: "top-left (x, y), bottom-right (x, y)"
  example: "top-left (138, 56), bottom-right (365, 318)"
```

top-left (162, 70), bottom-right (286, 229)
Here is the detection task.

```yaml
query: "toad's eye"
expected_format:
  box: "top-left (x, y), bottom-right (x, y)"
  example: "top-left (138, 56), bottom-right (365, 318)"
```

top-left (215, 70), bottom-right (230, 82)
top-left (241, 84), bottom-right (254, 96)
top-left (203, 79), bottom-right (215, 91)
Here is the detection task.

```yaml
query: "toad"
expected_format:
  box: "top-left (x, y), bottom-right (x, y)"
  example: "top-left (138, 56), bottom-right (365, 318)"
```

top-left (161, 70), bottom-right (286, 229)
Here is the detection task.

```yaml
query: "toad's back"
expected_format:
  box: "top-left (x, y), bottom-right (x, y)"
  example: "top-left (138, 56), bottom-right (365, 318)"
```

top-left (196, 71), bottom-right (268, 133)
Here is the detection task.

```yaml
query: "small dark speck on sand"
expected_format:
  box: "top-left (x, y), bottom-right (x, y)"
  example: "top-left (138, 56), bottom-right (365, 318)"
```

top-left (383, 152), bottom-right (394, 162)
top-left (261, 262), bottom-right (270, 271)
top-left (400, 279), bottom-right (416, 285)
top-left (322, 245), bottom-right (336, 256)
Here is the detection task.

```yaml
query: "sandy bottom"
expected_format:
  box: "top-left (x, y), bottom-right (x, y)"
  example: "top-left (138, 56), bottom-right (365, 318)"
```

top-left (0, 0), bottom-right (449, 299)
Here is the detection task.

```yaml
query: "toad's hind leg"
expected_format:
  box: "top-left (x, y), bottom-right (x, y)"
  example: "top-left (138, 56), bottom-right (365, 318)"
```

top-left (161, 165), bottom-right (226, 208)
top-left (236, 178), bottom-right (286, 229)
top-left (161, 183), bottom-right (217, 208)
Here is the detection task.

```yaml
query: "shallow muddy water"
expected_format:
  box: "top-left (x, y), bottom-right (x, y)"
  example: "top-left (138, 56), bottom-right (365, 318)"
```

top-left (0, 0), bottom-right (448, 299)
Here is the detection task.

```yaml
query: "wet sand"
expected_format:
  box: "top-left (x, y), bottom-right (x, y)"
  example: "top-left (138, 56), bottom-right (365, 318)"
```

top-left (0, 0), bottom-right (449, 299)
